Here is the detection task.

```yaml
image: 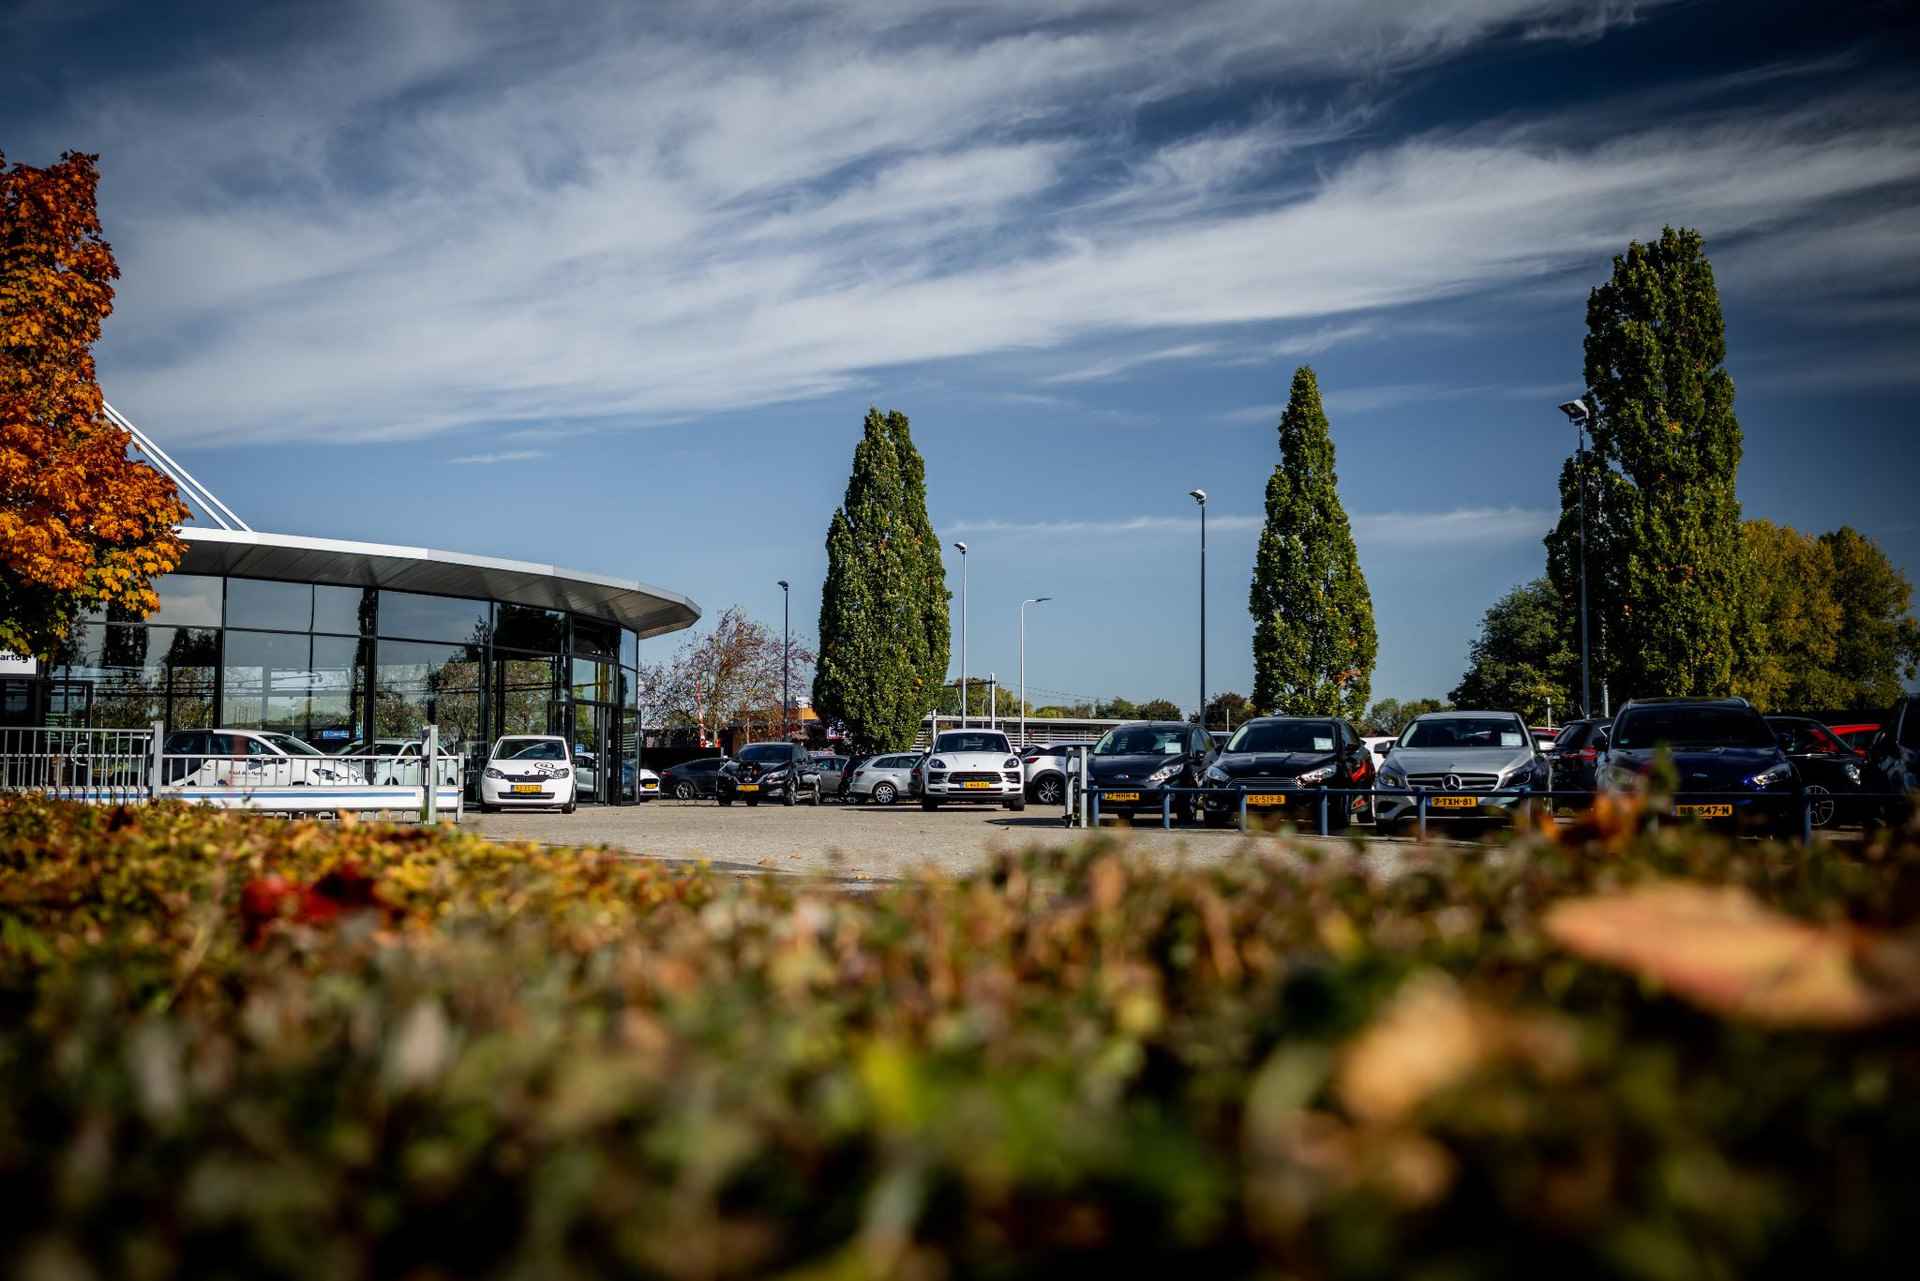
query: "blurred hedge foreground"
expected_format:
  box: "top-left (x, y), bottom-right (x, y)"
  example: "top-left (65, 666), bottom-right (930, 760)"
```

top-left (3, 797), bottom-right (1920, 1280)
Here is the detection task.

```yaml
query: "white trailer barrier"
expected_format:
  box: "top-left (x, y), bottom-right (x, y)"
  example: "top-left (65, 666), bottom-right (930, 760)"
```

top-left (1, 722), bottom-right (463, 818)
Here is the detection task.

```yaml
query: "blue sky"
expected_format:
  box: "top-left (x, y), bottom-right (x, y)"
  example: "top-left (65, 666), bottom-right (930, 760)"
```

top-left (6, 0), bottom-right (1917, 710)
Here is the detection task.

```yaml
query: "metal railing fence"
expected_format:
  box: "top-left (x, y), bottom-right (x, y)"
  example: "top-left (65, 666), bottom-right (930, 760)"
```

top-left (0, 727), bottom-right (156, 805)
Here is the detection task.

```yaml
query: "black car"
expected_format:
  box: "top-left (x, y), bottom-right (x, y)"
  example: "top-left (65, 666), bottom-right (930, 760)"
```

top-left (1545, 717), bottom-right (1611, 797)
top-left (717, 742), bottom-right (823, 807)
top-left (659, 755), bottom-right (728, 800)
top-left (1198, 715), bottom-right (1374, 831)
top-left (1766, 716), bottom-right (1868, 829)
top-left (1599, 697), bottom-right (1796, 830)
top-left (1864, 694), bottom-right (1920, 823)
top-left (1077, 721), bottom-right (1216, 823)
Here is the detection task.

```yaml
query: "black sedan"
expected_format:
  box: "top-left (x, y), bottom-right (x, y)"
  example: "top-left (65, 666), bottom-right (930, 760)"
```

top-left (1199, 715), bottom-right (1374, 831)
top-left (1766, 716), bottom-right (1869, 828)
top-left (658, 756), bottom-right (729, 800)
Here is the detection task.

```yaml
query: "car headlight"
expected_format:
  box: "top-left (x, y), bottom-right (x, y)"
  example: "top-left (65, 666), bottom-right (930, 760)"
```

top-left (1295, 764), bottom-right (1335, 786)
top-left (1503, 763), bottom-right (1535, 789)
top-left (928, 759), bottom-right (947, 771)
top-left (1748, 762), bottom-right (1793, 789)
top-left (1202, 764), bottom-right (1229, 784)
top-left (1145, 762), bottom-right (1181, 785)
top-left (1003, 757), bottom-right (1020, 769)
top-left (1379, 763), bottom-right (1406, 786)
top-left (484, 767), bottom-right (506, 780)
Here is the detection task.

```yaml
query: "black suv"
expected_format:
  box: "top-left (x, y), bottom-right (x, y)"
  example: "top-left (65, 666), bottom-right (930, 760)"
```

top-left (1600, 697), bottom-right (1796, 829)
top-left (1198, 715), bottom-right (1374, 830)
top-left (1545, 717), bottom-right (1611, 795)
top-left (1864, 694), bottom-right (1920, 823)
top-left (717, 742), bottom-right (823, 807)
top-left (659, 756), bottom-right (728, 799)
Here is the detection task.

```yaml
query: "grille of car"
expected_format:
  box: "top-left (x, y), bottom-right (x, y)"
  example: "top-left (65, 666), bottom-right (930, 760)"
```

top-left (1407, 772), bottom-right (1499, 791)
top-left (949, 772), bottom-right (1002, 784)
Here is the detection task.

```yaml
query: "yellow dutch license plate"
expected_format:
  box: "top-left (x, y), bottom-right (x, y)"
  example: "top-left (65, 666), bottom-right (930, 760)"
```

top-left (738, 783), bottom-right (760, 792)
top-left (1676, 803), bottom-right (1734, 818)
top-left (1105, 791), bottom-right (1141, 803)
top-left (512, 783), bottom-right (543, 794)
top-left (962, 781), bottom-right (993, 789)
top-left (642, 782), bottom-right (658, 790)
top-left (1246, 793), bottom-right (1289, 807)
top-left (1432, 795), bottom-right (1478, 810)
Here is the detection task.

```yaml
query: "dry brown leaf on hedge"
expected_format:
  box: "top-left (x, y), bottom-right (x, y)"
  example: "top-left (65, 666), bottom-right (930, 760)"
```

top-left (1544, 882), bottom-right (1920, 1029)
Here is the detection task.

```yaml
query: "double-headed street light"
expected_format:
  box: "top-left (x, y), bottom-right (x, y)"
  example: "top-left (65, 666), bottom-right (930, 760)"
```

top-left (1556, 398), bottom-right (1594, 718)
top-left (952, 541), bottom-right (969, 727)
top-left (777, 579), bottom-right (791, 740)
top-left (1019, 596), bottom-right (1051, 747)
top-left (1189, 489), bottom-right (1207, 730)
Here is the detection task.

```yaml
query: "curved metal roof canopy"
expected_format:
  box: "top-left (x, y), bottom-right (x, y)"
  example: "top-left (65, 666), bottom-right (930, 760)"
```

top-left (179, 527), bottom-right (701, 640)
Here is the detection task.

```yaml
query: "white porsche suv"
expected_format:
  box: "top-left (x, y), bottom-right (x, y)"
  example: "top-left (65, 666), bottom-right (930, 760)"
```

top-left (919, 729), bottom-right (1026, 812)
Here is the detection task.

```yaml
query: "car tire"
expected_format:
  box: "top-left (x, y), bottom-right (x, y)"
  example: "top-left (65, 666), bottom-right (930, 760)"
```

top-left (474, 802), bottom-right (492, 814)
top-left (1805, 784), bottom-right (1835, 829)
top-left (561, 798), bottom-right (575, 815)
top-left (674, 781), bottom-right (696, 800)
top-left (873, 782), bottom-right (898, 805)
top-left (746, 798), bottom-right (759, 807)
top-left (1032, 775), bottom-right (1064, 806)
top-left (783, 786), bottom-right (796, 807)
top-left (718, 798), bottom-right (732, 807)
top-left (1005, 797), bottom-right (1026, 812)
top-left (1204, 806), bottom-right (1233, 828)
top-left (921, 799), bottom-right (939, 811)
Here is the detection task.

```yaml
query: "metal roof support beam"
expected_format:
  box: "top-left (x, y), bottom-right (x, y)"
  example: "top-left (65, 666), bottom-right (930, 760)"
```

top-left (102, 401), bottom-right (253, 533)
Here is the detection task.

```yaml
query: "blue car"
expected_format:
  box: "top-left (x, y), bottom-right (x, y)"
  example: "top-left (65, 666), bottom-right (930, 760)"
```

top-left (1599, 697), bottom-right (1797, 831)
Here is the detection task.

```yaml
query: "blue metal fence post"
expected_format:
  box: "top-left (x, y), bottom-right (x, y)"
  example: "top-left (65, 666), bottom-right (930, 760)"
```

top-left (1162, 791), bottom-right (1172, 830)
top-left (1091, 788), bottom-right (1100, 827)
top-left (1238, 790), bottom-right (1248, 833)
top-left (1801, 788), bottom-right (1813, 848)
top-left (1417, 792), bottom-right (1428, 841)
top-left (1317, 788), bottom-right (1329, 836)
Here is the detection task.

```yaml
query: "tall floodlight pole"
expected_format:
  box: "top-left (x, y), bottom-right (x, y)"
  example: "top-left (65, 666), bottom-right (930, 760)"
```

top-left (1189, 489), bottom-right (1208, 730)
top-left (1556, 398), bottom-right (1594, 718)
top-left (953, 541), bottom-right (969, 727)
top-left (777, 579), bottom-right (791, 740)
top-left (1020, 596), bottom-right (1051, 747)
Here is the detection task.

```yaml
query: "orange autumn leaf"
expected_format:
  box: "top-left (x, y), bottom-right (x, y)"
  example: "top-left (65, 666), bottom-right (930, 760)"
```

top-left (1544, 882), bottom-right (1920, 1029)
top-left (2, 150), bottom-right (188, 659)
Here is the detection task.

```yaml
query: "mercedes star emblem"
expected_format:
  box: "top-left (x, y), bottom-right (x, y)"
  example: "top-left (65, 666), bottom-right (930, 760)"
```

top-left (1444, 773), bottom-right (1462, 790)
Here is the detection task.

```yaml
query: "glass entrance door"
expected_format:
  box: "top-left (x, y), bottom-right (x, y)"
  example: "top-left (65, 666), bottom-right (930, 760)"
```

top-left (572, 700), bottom-right (616, 803)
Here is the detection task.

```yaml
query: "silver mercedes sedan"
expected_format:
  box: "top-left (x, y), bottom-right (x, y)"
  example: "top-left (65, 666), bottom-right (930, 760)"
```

top-left (1373, 710), bottom-right (1549, 832)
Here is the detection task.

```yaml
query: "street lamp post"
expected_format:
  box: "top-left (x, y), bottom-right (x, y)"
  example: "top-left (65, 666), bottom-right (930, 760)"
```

top-left (1189, 489), bottom-right (1207, 730)
top-left (1020, 596), bottom-right (1051, 747)
top-left (777, 579), bottom-right (791, 741)
top-left (1556, 398), bottom-right (1594, 718)
top-left (953, 541), bottom-right (968, 727)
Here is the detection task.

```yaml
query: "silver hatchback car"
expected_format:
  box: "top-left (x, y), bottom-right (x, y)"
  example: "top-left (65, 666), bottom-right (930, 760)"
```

top-left (845, 752), bottom-right (923, 805)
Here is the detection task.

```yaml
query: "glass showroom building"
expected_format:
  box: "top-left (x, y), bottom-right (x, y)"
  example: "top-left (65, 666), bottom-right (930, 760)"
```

top-left (0, 526), bottom-right (702, 804)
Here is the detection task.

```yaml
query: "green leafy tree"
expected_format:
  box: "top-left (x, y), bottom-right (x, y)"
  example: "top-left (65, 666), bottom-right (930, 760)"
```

top-left (1249, 366), bottom-right (1377, 718)
top-left (1359, 697), bottom-right (1450, 738)
top-left (1545, 227), bottom-right (1750, 705)
top-left (1095, 696), bottom-right (1139, 720)
top-left (1136, 698), bottom-right (1182, 721)
top-left (813, 408), bottom-right (950, 751)
top-left (1204, 690), bottom-right (1253, 731)
top-left (1820, 526), bottom-right (1920, 709)
top-left (1450, 579), bottom-right (1576, 721)
top-left (1734, 520), bottom-right (1843, 711)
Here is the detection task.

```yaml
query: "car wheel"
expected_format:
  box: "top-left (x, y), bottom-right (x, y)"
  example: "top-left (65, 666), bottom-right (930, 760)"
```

top-left (1033, 775), bottom-right (1064, 806)
top-left (873, 782), bottom-right (898, 805)
top-left (1805, 784), bottom-right (1835, 828)
top-left (718, 798), bottom-right (732, 807)
top-left (1005, 797), bottom-right (1026, 812)
top-left (561, 798), bottom-right (576, 815)
top-left (1203, 807), bottom-right (1233, 828)
top-left (674, 781), bottom-right (696, 800)
top-left (811, 781), bottom-right (823, 806)
top-left (921, 799), bottom-right (939, 811)
top-left (474, 802), bottom-right (492, 814)
top-left (746, 798), bottom-right (759, 807)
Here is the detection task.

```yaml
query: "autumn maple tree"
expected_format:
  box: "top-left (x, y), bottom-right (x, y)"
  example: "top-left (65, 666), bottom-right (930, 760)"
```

top-left (1, 150), bottom-right (186, 659)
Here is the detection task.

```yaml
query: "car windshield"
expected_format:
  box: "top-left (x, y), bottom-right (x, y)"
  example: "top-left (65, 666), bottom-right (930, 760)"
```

top-left (1094, 726), bottom-right (1187, 756)
top-left (1226, 720), bottom-right (1336, 753)
top-left (1399, 717), bottom-right (1526, 750)
top-left (260, 733), bottom-right (323, 756)
top-left (934, 732), bottom-right (1011, 754)
top-left (738, 744), bottom-right (793, 764)
top-left (497, 738), bottom-right (566, 761)
top-left (1611, 707), bottom-right (1774, 750)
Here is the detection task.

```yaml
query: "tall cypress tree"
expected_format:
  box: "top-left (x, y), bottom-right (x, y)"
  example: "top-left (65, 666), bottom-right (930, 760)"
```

top-left (1545, 226), bottom-right (1748, 704)
top-left (1249, 366), bottom-right (1377, 718)
top-left (813, 407), bottom-right (950, 751)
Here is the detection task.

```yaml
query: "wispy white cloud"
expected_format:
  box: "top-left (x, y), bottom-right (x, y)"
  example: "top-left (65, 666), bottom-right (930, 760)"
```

top-left (1271, 322), bottom-right (1375, 357)
top-left (449, 448), bottom-right (547, 465)
top-left (949, 506), bottom-right (1555, 544)
top-left (23, 0), bottom-right (1903, 448)
top-left (1043, 342), bottom-right (1220, 384)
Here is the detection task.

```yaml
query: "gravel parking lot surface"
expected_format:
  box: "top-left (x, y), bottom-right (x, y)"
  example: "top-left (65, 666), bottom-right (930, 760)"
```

top-left (459, 797), bottom-right (1449, 883)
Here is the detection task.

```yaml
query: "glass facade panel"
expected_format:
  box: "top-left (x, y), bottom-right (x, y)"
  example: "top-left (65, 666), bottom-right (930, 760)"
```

top-left (494, 603), bottom-right (566, 652)
top-left (313, 585), bottom-right (374, 636)
top-left (620, 629), bottom-right (638, 669)
top-left (573, 615), bottom-right (618, 658)
top-left (49, 623), bottom-right (217, 730)
top-left (225, 578), bottom-right (312, 631)
top-left (89, 573), bottom-right (223, 627)
top-left (497, 653), bottom-right (561, 736)
top-left (378, 591), bottom-right (489, 644)
top-left (222, 631), bottom-right (368, 747)
top-left (571, 658), bottom-right (615, 704)
top-left (374, 640), bottom-right (485, 752)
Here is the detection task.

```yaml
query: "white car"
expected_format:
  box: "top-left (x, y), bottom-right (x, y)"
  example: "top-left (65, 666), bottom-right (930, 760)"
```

top-left (636, 767), bottom-right (660, 801)
top-left (1362, 736), bottom-right (1397, 770)
top-left (1020, 740), bottom-right (1094, 807)
top-left (919, 729), bottom-right (1026, 811)
top-left (478, 734), bottom-right (576, 813)
top-left (338, 737), bottom-right (462, 786)
top-left (160, 729), bottom-right (369, 788)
